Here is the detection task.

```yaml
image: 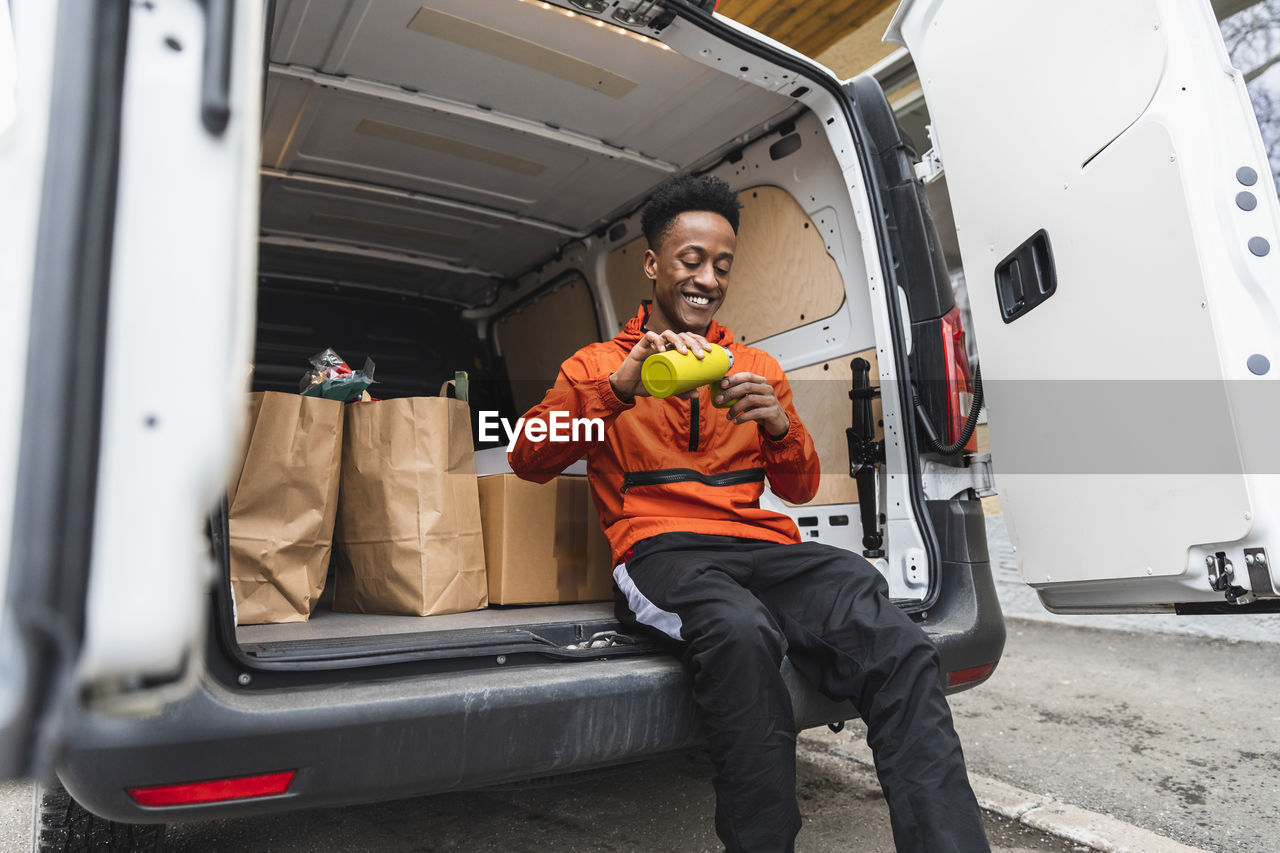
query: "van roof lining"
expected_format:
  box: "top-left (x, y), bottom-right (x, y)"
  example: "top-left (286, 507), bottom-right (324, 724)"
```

top-left (258, 242), bottom-right (507, 307)
top-left (261, 0), bottom-right (799, 307)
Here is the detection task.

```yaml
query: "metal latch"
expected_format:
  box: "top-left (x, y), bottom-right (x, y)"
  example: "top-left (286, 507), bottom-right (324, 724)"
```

top-left (913, 125), bottom-right (944, 184)
top-left (847, 358), bottom-right (885, 558)
top-left (922, 454), bottom-right (996, 501)
top-left (1205, 552), bottom-right (1255, 605)
top-left (565, 631), bottom-right (636, 650)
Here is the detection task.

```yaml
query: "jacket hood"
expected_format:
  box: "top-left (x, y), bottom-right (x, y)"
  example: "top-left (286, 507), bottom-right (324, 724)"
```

top-left (617, 301), bottom-right (736, 347)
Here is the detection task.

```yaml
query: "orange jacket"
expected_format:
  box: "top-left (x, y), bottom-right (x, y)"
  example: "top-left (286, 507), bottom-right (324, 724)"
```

top-left (509, 303), bottom-right (820, 564)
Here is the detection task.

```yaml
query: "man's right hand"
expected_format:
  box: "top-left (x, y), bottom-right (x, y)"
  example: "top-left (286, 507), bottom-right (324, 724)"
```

top-left (610, 329), bottom-right (711, 402)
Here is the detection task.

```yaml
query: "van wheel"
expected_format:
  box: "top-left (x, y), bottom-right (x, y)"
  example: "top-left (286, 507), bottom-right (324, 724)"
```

top-left (33, 780), bottom-right (165, 853)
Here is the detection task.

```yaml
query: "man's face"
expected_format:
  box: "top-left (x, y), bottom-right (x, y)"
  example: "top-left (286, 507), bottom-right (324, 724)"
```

top-left (644, 210), bottom-right (735, 334)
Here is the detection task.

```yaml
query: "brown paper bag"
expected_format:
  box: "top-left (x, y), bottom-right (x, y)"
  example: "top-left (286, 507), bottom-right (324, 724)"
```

top-left (228, 392), bottom-right (344, 625)
top-left (334, 397), bottom-right (488, 616)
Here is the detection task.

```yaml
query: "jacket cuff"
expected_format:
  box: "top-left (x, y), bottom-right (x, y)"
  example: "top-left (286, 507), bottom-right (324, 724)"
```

top-left (762, 410), bottom-right (802, 449)
top-left (596, 374), bottom-right (636, 414)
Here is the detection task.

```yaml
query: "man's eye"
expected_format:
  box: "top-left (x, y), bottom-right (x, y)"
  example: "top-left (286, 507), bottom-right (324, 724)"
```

top-left (715, 268), bottom-right (730, 277)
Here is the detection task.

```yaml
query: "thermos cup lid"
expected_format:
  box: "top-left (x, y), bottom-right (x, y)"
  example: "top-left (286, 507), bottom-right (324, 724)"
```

top-left (640, 356), bottom-right (679, 397)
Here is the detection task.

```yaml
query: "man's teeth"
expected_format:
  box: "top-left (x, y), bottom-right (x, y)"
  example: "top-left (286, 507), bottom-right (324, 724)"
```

top-left (684, 294), bottom-right (710, 306)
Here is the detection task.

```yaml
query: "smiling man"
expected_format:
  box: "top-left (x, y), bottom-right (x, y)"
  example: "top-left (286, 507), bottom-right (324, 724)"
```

top-left (510, 174), bottom-right (988, 853)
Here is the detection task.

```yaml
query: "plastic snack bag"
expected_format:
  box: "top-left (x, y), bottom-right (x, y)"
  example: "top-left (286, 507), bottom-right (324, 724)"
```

top-left (299, 348), bottom-right (376, 402)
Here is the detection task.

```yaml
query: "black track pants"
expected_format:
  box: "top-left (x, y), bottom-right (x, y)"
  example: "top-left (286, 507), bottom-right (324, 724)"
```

top-left (613, 532), bottom-right (989, 853)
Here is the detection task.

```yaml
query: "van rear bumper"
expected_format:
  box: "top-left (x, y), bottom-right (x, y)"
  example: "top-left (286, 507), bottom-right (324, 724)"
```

top-left (59, 653), bottom-right (857, 824)
top-left (58, 506), bottom-right (1003, 824)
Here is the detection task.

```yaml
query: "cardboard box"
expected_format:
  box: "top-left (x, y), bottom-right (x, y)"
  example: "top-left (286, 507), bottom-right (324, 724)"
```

top-left (478, 474), bottom-right (613, 605)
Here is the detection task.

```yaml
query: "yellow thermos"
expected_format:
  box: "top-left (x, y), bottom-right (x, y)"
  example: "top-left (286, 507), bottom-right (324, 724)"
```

top-left (641, 344), bottom-right (735, 407)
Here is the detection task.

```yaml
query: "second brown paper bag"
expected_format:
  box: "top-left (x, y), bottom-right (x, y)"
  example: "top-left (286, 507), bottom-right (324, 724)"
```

top-left (334, 397), bottom-right (488, 616)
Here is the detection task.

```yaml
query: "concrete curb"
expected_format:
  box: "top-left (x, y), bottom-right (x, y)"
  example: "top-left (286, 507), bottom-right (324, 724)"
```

top-left (968, 774), bottom-right (1206, 853)
top-left (796, 733), bottom-right (1209, 853)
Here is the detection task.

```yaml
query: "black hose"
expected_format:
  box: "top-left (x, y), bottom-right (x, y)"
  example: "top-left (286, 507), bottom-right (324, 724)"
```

top-left (917, 364), bottom-right (984, 455)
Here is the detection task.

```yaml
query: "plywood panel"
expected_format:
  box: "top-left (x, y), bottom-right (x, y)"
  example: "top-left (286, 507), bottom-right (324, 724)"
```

top-left (603, 186), bottom-right (846, 343)
top-left (496, 275), bottom-right (599, 414)
top-left (784, 349), bottom-right (882, 507)
top-left (716, 186), bottom-right (845, 345)
top-left (605, 237), bottom-right (652, 332)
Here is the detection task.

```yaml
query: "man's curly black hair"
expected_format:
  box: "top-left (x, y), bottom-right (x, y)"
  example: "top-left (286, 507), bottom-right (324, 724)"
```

top-left (640, 174), bottom-right (741, 250)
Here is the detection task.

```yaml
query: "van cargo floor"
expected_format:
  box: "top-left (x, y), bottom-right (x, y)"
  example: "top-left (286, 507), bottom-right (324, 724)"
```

top-left (232, 602), bottom-right (659, 667)
top-left (236, 602), bottom-right (616, 644)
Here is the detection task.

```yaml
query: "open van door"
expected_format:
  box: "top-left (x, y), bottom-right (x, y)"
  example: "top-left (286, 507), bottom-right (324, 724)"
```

top-left (888, 0), bottom-right (1280, 613)
top-left (0, 0), bottom-right (262, 777)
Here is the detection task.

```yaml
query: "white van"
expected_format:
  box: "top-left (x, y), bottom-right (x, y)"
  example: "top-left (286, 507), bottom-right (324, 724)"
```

top-left (3, 0), bottom-right (1276, 849)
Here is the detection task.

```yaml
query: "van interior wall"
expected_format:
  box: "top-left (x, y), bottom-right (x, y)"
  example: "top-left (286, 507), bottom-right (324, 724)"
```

top-left (491, 184), bottom-right (857, 422)
top-left (250, 278), bottom-right (487, 401)
top-left (494, 274), bottom-right (599, 416)
top-left (603, 187), bottom-right (846, 345)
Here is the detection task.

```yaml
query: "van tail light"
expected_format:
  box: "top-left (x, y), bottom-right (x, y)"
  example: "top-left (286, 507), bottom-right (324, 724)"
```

top-left (947, 662), bottom-right (996, 688)
top-left (127, 770), bottom-right (296, 806)
top-left (939, 305), bottom-right (977, 451)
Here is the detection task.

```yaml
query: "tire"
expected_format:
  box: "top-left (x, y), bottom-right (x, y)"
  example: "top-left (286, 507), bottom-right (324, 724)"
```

top-left (33, 779), bottom-right (165, 853)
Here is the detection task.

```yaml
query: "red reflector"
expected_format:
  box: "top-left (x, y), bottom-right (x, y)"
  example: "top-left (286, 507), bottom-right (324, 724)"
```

top-left (127, 771), bottom-right (295, 807)
top-left (947, 662), bottom-right (995, 687)
top-left (939, 305), bottom-right (977, 451)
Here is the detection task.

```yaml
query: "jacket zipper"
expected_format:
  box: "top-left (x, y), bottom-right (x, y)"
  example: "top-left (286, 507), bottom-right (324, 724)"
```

top-left (620, 467), bottom-right (765, 494)
top-left (688, 396), bottom-right (699, 452)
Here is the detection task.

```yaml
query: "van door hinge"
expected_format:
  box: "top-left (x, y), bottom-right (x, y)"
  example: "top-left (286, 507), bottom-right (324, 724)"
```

top-left (913, 125), bottom-right (944, 184)
top-left (922, 454), bottom-right (995, 501)
top-left (1244, 548), bottom-right (1276, 596)
top-left (1205, 551), bottom-right (1256, 605)
top-left (196, 0), bottom-right (235, 135)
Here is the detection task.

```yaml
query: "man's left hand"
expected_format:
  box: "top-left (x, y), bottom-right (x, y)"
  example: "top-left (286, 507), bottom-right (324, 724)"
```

top-left (715, 373), bottom-right (789, 439)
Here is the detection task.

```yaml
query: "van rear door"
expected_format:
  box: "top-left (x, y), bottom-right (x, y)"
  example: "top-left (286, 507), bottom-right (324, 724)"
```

top-left (889, 0), bottom-right (1280, 612)
top-left (0, 0), bottom-right (262, 776)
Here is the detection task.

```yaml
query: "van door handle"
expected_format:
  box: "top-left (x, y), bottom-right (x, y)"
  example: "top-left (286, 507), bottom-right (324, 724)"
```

top-left (994, 229), bottom-right (1056, 323)
top-left (197, 0), bottom-right (235, 135)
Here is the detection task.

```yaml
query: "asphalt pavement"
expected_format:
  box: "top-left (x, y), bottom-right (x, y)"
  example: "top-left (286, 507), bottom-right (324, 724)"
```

top-left (6, 751), bottom-right (1084, 853)
top-left (826, 615), bottom-right (1279, 853)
